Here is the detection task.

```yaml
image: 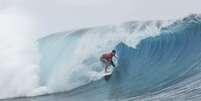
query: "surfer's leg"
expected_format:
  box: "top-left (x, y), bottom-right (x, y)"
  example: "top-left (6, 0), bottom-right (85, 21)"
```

top-left (105, 62), bottom-right (111, 73)
top-left (105, 65), bottom-right (108, 73)
top-left (100, 58), bottom-right (110, 73)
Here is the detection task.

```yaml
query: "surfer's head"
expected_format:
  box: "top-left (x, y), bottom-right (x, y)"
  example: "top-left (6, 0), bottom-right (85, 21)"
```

top-left (112, 50), bottom-right (116, 56)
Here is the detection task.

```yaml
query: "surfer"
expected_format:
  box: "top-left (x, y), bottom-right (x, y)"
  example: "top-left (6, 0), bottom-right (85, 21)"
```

top-left (100, 50), bottom-right (117, 73)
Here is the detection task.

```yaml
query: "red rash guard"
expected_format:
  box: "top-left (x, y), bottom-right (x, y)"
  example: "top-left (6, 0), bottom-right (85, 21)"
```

top-left (102, 53), bottom-right (113, 62)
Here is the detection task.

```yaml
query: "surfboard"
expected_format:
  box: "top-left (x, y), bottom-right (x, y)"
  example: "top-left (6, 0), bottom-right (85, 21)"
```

top-left (104, 66), bottom-right (114, 81)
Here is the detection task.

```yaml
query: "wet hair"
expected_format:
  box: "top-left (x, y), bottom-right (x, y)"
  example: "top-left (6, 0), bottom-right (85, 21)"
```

top-left (112, 50), bottom-right (116, 54)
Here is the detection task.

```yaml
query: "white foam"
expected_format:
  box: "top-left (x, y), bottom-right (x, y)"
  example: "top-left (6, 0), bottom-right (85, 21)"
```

top-left (0, 13), bottom-right (40, 99)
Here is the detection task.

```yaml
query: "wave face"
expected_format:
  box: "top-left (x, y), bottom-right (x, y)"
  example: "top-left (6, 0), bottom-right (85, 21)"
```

top-left (3, 14), bottom-right (201, 101)
top-left (112, 15), bottom-right (201, 99)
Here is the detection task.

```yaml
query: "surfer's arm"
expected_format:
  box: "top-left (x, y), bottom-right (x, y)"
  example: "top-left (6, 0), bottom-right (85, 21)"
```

top-left (111, 61), bottom-right (116, 67)
top-left (114, 55), bottom-right (118, 59)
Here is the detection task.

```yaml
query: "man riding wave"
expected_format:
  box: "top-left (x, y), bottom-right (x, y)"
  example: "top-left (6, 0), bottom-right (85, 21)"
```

top-left (100, 50), bottom-right (117, 73)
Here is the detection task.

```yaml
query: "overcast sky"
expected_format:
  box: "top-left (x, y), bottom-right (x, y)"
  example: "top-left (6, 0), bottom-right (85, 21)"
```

top-left (1, 0), bottom-right (201, 38)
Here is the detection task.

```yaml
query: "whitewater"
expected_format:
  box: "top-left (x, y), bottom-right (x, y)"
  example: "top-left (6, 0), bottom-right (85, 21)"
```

top-left (1, 14), bottom-right (201, 101)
